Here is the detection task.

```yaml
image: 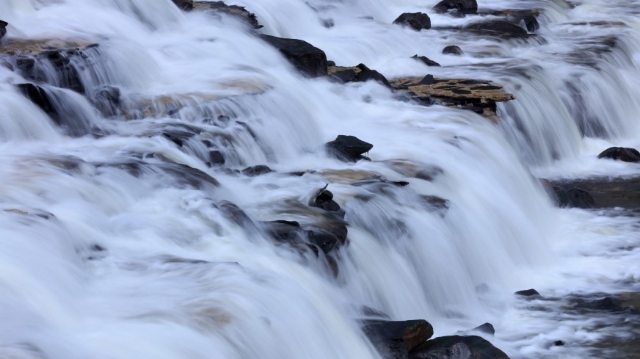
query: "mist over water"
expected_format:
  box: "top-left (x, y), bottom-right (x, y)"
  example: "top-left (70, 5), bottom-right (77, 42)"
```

top-left (1, 0), bottom-right (640, 358)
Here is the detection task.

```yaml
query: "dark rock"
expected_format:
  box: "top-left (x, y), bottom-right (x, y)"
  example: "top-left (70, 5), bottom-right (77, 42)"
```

top-left (0, 20), bottom-right (7, 41)
top-left (263, 220), bottom-right (303, 242)
top-left (410, 336), bottom-right (509, 359)
top-left (218, 201), bottom-right (253, 227)
top-left (552, 186), bottom-right (595, 208)
top-left (330, 68), bottom-right (359, 83)
top-left (262, 217), bottom-right (348, 254)
top-left (172, 0), bottom-right (194, 10)
top-left (356, 63), bottom-right (391, 87)
top-left (420, 195), bottom-right (449, 216)
top-left (327, 60), bottom-right (336, 66)
top-left (515, 289), bottom-right (540, 297)
top-left (311, 185), bottom-right (342, 212)
top-left (442, 45), bottom-right (463, 55)
top-left (393, 13), bottom-right (431, 31)
top-left (194, 1), bottom-right (261, 29)
top-left (419, 75), bottom-right (435, 85)
top-left (158, 163), bottom-right (220, 189)
top-left (93, 86), bottom-right (121, 117)
top-left (433, 0), bottom-right (478, 14)
top-left (17, 83), bottom-right (58, 121)
top-left (547, 177), bottom-right (640, 208)
top-left (512, 14), bottom-right (539, 32)
top-left (242, 165), bottom-right (273, 177)
top-left (471, 323), bottom-right (495, 336)
top-left (464, 20), bottom-right (528, 38)
top-left (208, 150), bottom-right (226, 166)
top-left (38, 49), bottom-right (86, 94)
top-left (577, 296), bottom-right (623, 311)
top-left (363, 319), bottom-right (434, 354)
top-left (412, 55), bottom-right (441, 67)
top-left (597, 147), bottom-right (640, 162)
top-left (325, 135), bottom-right (373, 162)
top-left (554, 340), bottom-right (565, 346)
top-left (260, 35), bottom-right (327, 77)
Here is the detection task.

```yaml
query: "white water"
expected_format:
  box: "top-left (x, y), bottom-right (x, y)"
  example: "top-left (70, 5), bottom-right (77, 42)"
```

top-left (1, 0), bottom-right (640, 358)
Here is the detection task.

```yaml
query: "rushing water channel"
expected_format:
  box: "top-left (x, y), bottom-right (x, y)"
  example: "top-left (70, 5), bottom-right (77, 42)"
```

top-left (1, 0), bottom-right (640, 358)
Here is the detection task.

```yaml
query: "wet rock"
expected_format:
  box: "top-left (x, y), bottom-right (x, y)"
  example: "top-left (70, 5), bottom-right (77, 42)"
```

top-left (325, 135), bottom-right (374, 162)
top-left (442, 45), bottom-right (463, 55)
top-left (158, 163), bottom-right (220, 189)
top-left (477, 9), bottom-right (540, 32)
top-left (242, 165), bottom-right (273, 177)
top-left (93, 86), bottom-right (121, 117)
top-left (0, 20), bottom-right (7, 41)
top-left (552, 186), bottom-right (595, 208)
top-left (410, 336), bottom-right (509, 359)
top-left (208, 150), bottom-right (226, 166)
top-left (260, 35), bottom-right (327, 77)
top-left (217, 201), bottom-right (254, 227)
top-left (16, 83), bottom-right (58, 121)
top-left (433, 0), bottom-right (478, 15)
top-left (262, 218), bottom-right (347, 254)
top-left (328, 64), bottom-right (391, 87)
top-left (363, 319), bottom-right (434, 354)
top-left (311, 185), bottom-right (342, 212)
top-left (390, 76), bottom-right (513, 120)
top-left (554, 340), bottom-right (565, 346)
top-left (573, 296), bottom-right (624, 312)
top-left (420, 195), bottom-right (450, 216)
top-left (547, 177), bottom-right (640, 209)
top-left (412, 55), bottom-right (441, 67)
top-left (515, 288), bottom-right (540, 297)
top-left (597, 147), bottom-right (640, 162)
top-left (470, 323), bottom-right (495, 336)
top-left (172, 0), bottom-right (193, 10)
top-left (464, 20), bottom-right (528, 38)
top-left (193, 1), bottom-right (261, 29)
top-left (393, 13), bottom-right (431, 31)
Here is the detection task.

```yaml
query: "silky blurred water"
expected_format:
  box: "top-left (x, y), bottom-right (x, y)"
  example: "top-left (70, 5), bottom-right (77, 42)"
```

top-left (1, 0), bottom-right (640, 358)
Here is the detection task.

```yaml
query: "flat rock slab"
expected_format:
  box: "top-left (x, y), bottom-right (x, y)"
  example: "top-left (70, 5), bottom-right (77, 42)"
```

top-left (548, 177), bottom-right (640, 209)
top-left (391, 76), bottom-right (514, 120)
top-left (0, 39), bottom-right (96, 56)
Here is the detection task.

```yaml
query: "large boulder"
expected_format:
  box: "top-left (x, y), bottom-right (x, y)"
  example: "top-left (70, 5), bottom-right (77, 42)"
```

top-left (393, 13), bottom-right (431, 31)
top-left (597, 147), bottom-right (640, 162)
top-left (433, 0), bottom-right (478, 15)
top-left (410, 336), bottom-right (509, 359)
top-left (0, 20), bottom-right (7, 41)
top-left (364, 320), bottom-right (434, 358)
top-left (325, 135), bottom-right (373, 162)
top-left (442, 45), bottom-right (463, 55)
top-left (260, 35), bottom-right (327, 77)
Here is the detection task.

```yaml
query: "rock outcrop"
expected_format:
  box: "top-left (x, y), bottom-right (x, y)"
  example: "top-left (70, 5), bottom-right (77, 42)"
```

top-left (390, 76), bottom-right (514, 120)
top-left (325, 135), bottom-right (373, 162)
top-left (193, 1), bottom-right (262, 28)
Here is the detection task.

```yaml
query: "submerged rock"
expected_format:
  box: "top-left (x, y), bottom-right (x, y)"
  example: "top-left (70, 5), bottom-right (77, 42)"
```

top-left (552, 186), bottom-right (595, 208)
top-left (364, 319), bottom-right (434, 357)
top-left (393, 13), bottom-right (431, 31)
top-left (260, 35), bottom-right (327, 77)
top-left (478, 9), bottom-right (540, 32)
top-left (16, 83), bottom-right (58, 120)
top-left (442, 45), bottom-right (463, 55)
top-left (325, 135), bottom-right (373, 162)
top-left (433, 0), bottom-right (478, 15)
top-left (464, 20), bottom-right (528, 38)
top-left (547, 177), bottom-right (640, 208)
top-left (193, 1), bottom-right (262, 29)
top-left (597, 147), bottom-right (640, 162)
top-left (242, 165), bottom-right (273, 177)
top-left (410, 336), bottom-right (509, 359)
top-left (470, 323), bottom-right (495, 336)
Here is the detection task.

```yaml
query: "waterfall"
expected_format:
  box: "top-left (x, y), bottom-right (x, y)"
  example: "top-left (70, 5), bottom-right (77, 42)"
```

top-left (1, 0), bottom-right (640, 358)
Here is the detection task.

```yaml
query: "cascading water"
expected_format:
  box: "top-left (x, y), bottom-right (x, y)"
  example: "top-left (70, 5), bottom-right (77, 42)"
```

top-left (1, 0), bottom-right (640, 358)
